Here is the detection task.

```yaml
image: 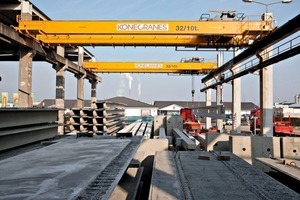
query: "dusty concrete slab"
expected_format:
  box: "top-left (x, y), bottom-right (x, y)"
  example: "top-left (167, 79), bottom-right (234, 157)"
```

top-left (256, 157), bottom-right (300, 181)
top-left (150, 151), bottom-right (300, 200)
top-left (0, 136), bottom-right (142, 200)
top-left (149, 151), bottom-right (184, 200)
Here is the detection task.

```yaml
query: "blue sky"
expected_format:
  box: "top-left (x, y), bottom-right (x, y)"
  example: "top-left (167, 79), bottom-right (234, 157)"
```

top-left (1, 0), bottom-right (299, 104)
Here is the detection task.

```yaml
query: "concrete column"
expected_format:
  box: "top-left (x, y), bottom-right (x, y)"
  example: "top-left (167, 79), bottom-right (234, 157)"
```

top-left (231, 48), bottom-right (241, 134)
top-left (76, 47), bottom-right (85, 108)
top-left (259, 47), bottom-right (273, 137)
top-left (205, 88), bottom-right (212, 129)
top-left (18, 0), bottom-right (34, 108)
top-left (90, 80), bottom-right (97, 109)
top-left (21, 1), bottom-right (32, 20)
top-left (55, 46), bottom-right (66, 135)
top-left (18, 48), bottom-right (35, 107)
top-left (216, 52), bottom-right (223, 132)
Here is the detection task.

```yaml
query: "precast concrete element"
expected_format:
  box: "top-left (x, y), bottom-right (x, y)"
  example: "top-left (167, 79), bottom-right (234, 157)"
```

top-left (259, 46), bottom-right (274, 137)
top-left (205, 88), bottom-right (212, 129)
top-left (166, 116), bottom-right (183, 136)
top-left (150, 151), bottom-right (300, 200)
top-left (0, 109), bottom-right (58, 151)
top-left (144, 122), bottom-right (152, 139)
top-left (216, 52), bottom-right (224, 132)
top-left (153, 115), bottom-right (166, 136)
top-left (159, 127), bottom-right (166, 138)
top-left (135, 139), bottom-right (169, 163)
top-left (231, 48), bottom-right (242, 134)
top-left (0, 136), bottom-right (142, 200)
top-left (281, 137), bottom-right (300, 159)
top-left (256, 157), bottom-right (300, 182)
top-left (204, 132), bottom-right (230, 151)
top-left (149, 151), bottom-right (185, 200)
top-left (117, 121), bottom-right (136, 137)
top-left (90, 80), bottom-right (97, 109)
top-left (131, 122), bottom-right (142, 136)
top-left (76, 46), bottom-right (85, 108)
top-left (18, 47), bottom-right (35, 108)
top-left (172, 128), bottom-right (196, 150)
top-left (0, 108), bottom-right (57, 128)
top-left (136, 122), bottom-right (147, 136)
top-left (18, 2), bottom-right (34, 108)
top-left (55, 46), bottom-right (66, 135)
top-left (110, 167), bottom-right (144, 200)
top-left (158, 127), bottom-right (172, 145)
top-left (69, 101), bottom-right (125, 135)
top-left (229, 135), bottom-right (280, 168)
top-left (0, 124), bottom-right (57, 151)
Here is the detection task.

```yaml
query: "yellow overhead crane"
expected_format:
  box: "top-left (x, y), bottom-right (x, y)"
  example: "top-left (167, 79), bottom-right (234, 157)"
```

top-left (83, 58), bottom-right (216, 74)
top-left (17, 14), bottom-right (273, 47)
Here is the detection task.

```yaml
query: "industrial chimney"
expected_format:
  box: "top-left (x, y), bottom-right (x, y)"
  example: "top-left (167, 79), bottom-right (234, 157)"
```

top-left (295, 94), bottom-right (300, 104)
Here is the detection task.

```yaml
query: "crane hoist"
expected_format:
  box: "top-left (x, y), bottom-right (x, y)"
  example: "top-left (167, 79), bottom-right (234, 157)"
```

top-left (16, 12), bottom-right (274, 48)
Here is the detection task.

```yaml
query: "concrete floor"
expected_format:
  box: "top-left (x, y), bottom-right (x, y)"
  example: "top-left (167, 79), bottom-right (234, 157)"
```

top-left (0, 136), bottom-right (142, 200)
top-left (0, 135), bottom-right (299, 200)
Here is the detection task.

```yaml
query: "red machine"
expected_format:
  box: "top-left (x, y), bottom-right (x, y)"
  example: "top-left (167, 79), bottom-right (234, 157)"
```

top-left (180, 108), bottom-right (201, 136)
top-left (250, 108), bottom-right (294, 136)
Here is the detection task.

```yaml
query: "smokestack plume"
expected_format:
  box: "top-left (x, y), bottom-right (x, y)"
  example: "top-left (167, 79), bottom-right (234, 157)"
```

top-left (123, 73), bottom-right (133, 96)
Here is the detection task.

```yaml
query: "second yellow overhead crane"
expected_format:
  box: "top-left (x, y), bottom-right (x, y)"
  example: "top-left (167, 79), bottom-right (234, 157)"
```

top-left (17, 12), bottom-right (274, 48)
top-left (83, 57), bottom-right (216, 74)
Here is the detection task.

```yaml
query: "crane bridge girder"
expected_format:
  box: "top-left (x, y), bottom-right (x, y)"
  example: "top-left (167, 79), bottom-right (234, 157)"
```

top-left (17, 19), bottom-right (273, 48)
top-left (83, 61), bottom-right (217, 74)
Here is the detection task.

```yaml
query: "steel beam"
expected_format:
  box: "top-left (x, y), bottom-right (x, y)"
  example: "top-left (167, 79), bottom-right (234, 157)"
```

top-left (201, 14), bottom-right (300, 85)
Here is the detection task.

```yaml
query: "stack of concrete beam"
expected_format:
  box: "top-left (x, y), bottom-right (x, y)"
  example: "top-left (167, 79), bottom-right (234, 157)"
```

top-left (69, 101), bottom-right (125, 136)
top-left (69, 108), bottom-right (91, 136)
top-left (117, 121), bottom-right (153, 138)
top-left (0, 108), bottom-right (58, 151)
top-left (95, 101), bottom-right (125, 135)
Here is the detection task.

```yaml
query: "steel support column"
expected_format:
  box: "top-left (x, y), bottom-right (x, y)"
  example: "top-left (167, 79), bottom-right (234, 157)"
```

top-left (231, 48), bottom-right (241, 134)
top-left (259, 46), bottom-right (273, 137)
top-left (55, 46), bottom-right (66, 134)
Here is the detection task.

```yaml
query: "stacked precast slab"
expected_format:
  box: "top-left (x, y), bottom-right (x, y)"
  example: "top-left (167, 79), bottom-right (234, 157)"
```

top-left (69, 101), bottom-right (125, 136)
top-left (0, 108), bottom-right (58, 151)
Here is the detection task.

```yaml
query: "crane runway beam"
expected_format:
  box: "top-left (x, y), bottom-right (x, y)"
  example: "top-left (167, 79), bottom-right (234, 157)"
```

top-left (201, 14), bottom-right (300, 85)
top-left (83, 61), bottom-right (217, 74)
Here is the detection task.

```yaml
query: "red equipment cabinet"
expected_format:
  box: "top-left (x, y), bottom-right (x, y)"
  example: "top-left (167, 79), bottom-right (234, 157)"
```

top-left (180, 108), bottom-right (201, 135)
top-left (250, 108), bottom-right (294, 136)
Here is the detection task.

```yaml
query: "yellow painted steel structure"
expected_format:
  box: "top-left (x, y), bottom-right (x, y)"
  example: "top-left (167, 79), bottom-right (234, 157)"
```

top-left (17, 19), bottom-right (273, 47)
top-left (83, 61), bottom-right (217, 74)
